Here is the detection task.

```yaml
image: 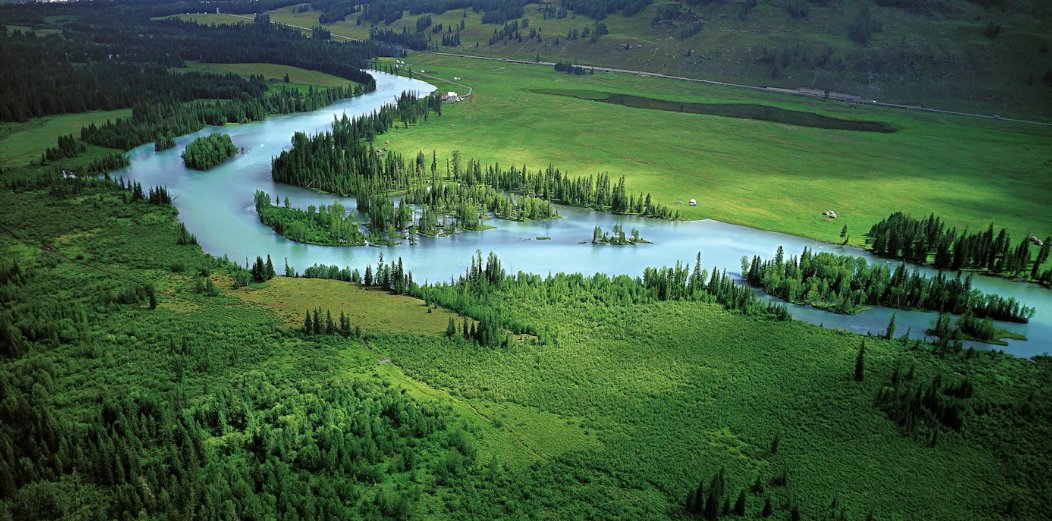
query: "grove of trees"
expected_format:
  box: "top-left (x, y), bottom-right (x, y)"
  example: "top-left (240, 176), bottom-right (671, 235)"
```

top-left (743, 246), bottom-right (1035, 322)
top-left (182, 134), bottom-right (239, 170)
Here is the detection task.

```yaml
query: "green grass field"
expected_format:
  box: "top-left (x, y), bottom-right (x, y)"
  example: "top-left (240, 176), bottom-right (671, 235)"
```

top-left (175, 61), bottom-right (354, 89)
top-left (155, 12), bottom-right (255, 26)
top-left (379, 54), bottom-right (1052, 246)
top-left (0, 109), bottom-right (130, 167)
top-left (234, 276), bottom-right (464, 335)
top-left (209, 1), bottom-right (1052, 118)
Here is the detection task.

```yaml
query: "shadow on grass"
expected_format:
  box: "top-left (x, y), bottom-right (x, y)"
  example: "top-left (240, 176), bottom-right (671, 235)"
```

top-left (531, 88), bottom-right (897, 133)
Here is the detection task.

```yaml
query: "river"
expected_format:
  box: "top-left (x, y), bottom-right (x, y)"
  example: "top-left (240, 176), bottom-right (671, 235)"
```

top-left (113, 71), bottom-right (1051, 357)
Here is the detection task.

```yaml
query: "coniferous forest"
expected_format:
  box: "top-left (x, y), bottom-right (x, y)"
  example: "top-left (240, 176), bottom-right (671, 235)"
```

top-left (867, 212), bottom-right (1052, 286)
top-left (2, 0), bottom-right (1051, 519)
top-left (182, 134), bottom-right (239, 170)
top-left (743, 246), bottom-right (1035, 322)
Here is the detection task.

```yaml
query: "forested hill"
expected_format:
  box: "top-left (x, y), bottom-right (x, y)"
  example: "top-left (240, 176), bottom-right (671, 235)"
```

top-left (0, 1), bottom-right (399, 122)
top-left (249, 0), bottom-right (1052, 117)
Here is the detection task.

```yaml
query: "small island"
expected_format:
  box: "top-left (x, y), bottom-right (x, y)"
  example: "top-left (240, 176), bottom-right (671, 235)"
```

top-left (254, 191), bottom-right (368, 246)
top-left (155, 133), bottom-right (176, 151)
top-left (592, 224), bottom-right (648, 245)
top-left (182, 133), bottom-right (238, 170)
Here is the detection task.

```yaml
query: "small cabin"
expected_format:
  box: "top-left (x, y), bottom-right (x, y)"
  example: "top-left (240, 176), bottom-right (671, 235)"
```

top-left (688, 199), bottom-right (697, 206)
top-left (823, 210), bottom-right (838, 219)
top-left (1029, 236), bottom-right (1044, 246)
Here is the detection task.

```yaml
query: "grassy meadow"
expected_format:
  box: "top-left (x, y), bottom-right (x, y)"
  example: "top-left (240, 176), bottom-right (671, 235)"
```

top-left (180, 1), bottom-right (1052, 118)
top-left (378, 54), bottom-right (1052, 246)
top-left (0, 109), bottom-right (130, 167)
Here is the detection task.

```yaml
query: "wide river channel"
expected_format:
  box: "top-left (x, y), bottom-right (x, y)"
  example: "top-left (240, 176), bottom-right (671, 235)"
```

top-left (114, 72), bottom-right (1051, 357)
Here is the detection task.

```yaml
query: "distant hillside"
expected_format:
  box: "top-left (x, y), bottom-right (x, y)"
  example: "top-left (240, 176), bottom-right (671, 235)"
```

top-left (246, 0), bottom-right (1052, 118)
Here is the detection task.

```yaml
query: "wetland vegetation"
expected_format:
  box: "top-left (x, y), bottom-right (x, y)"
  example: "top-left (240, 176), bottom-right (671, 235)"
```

top-left (2, 1), bottom-right (1051, 519)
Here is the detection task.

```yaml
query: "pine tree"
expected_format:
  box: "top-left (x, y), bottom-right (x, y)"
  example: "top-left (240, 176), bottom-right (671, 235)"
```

top-left (751, 476), bottom-right (765, 495)
top-left (252, 256), bottom-right (266, 282)
top-left (303, 311), bottom-right (312, 334)
top-left (446, 316), bottom-right (456, 338)
top-left (761, 497), bottom-right (773, 517)
top-left (884, 312), bottom-right (896, 340)
top-left (265, 255), bottom-right (275, 280)
top-left (855, 340), bottom-right (866, 381)
top-left (733, 490), bottom-right (746, 516)
top-left (770, 432), bottom-right (781, 455)
top-left (340, 312), bottom-right (352, 337)
top-left (686, 479), bottom-right (702, 515)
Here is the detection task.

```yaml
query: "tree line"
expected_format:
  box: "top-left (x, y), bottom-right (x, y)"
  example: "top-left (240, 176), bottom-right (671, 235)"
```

top-left (562, 0), bottom-right (653, 21)
top-left (743, 246), bottom-right (1035, 322)
top-left (302, 307), bottom-right (363, 338)
top-left (82, 82), bottom-right (366, 152)
top-left (449, 159), bottom-right (679, 219)
top-left (867, 211), bottom-right (1052, 286)
top-left (271, 92), bottom-right (681, 233)
top-left (554, 61), bottom-right (593, 75)
top-left (271, 91), bottom-right (441, 195)
top-left (411, 251), bottom-right (790, 346)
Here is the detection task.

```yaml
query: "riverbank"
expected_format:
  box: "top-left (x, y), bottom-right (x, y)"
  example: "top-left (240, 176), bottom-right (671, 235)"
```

top-left (109, 71), bottom-right (1051, 358)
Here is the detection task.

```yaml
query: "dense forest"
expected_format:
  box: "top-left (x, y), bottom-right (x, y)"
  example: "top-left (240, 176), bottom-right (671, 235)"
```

top-left (0, 7), bottom-right (390, 123)
top-left (271, 91), bottom-right (441, 194)
top-left (1, 3), bottom-right (390, 159)
top-left (0, 159), bottom-right (490, 519)
top-left (867, 212), bottom-right (1052, 286)
top-left (182, 134), bottom-right (239, 170)
top-left (743, 246), bottom-right (1035, 322)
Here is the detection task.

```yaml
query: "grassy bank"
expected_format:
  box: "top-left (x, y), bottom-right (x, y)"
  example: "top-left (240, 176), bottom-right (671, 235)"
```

top-left (379, 54), bottom-right (1052, 246)
top-left (0, 109), bottom-right (130, 167)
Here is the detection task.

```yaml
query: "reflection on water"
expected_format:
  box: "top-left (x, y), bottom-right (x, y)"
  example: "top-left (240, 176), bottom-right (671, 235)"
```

top-left (114, 72), bottom-right (1051, 358)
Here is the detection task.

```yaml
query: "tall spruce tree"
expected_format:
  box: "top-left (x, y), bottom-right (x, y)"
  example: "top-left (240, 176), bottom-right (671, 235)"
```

top-left (855, 340), bottom-right (866, 382)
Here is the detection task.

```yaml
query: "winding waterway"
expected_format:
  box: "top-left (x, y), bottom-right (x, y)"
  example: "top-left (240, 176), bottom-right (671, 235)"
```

top-left (114, 72), bottom-right (1051, 357)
